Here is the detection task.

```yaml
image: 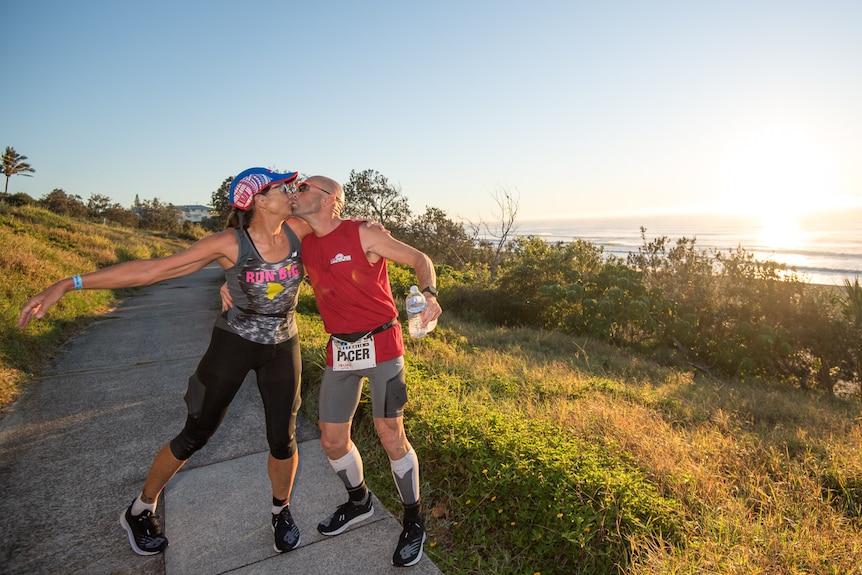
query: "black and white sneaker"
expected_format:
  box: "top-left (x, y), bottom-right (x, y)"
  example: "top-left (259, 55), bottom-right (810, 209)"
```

top-left (120, 502), bottom-right (168, 556)
top-left (272, 506), bottom-right (301, 552)
top-left (317, 496), bottom-right (374, 536)
top-left (392, 517), bottom-right (426, 567)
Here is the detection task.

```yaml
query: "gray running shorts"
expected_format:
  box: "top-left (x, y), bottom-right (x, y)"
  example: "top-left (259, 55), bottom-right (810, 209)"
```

top-left (318, 356), bottom-right (407, 423)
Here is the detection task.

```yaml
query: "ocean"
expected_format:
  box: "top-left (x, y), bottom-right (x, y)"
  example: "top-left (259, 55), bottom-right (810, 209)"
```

top-left (516, 208), bottom-right (862, 287)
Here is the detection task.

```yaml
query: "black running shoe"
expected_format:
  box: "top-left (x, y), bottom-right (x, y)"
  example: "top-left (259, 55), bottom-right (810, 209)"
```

top-left (392, 517), bottom-right (426, 567)
top-left (120, 503), bottom-right (168, 556)
top-left (271, 506), bottom-right (301, 552)
top-left (317, 497), bottom-right (374, 536)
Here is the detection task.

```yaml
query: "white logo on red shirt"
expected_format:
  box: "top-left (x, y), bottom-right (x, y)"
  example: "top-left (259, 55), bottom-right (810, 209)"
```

top-left (330, 253), bottom-right (352, 264)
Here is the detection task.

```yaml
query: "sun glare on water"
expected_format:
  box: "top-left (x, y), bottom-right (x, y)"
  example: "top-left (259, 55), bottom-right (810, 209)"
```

top-left (758, 211), bottom-right (802, 252)
top-left (719, 126), bottom-right (839, 251)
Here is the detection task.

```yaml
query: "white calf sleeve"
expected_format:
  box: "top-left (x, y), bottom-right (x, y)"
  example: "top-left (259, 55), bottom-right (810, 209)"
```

top-left (390, 448), bottom-right (420, 505)
top-left (329, 443), bottom-right (364, 490)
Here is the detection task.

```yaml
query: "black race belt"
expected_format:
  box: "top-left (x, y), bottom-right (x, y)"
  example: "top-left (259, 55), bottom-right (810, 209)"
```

top-left (236, 305), bottom-right (288, 319)
top-left (330, 319), bottom-right (398, 343)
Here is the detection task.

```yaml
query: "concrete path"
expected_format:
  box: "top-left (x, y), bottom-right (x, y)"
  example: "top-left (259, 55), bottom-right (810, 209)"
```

top-left (0, 264), bottom-right (442, 575)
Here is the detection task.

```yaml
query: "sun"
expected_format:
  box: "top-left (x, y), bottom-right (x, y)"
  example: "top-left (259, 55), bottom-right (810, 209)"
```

top-left (718, 126), bottom-right (838, 248)
top-left (758, 210), bottom-right (802, 251)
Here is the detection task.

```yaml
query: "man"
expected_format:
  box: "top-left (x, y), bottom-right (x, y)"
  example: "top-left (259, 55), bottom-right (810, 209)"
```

top-left (290, 175), bottom-right (442, 567)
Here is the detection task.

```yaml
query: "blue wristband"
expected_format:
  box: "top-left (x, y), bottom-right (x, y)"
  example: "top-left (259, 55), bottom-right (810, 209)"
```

top-left (72, 275), bottom-right (83, 290)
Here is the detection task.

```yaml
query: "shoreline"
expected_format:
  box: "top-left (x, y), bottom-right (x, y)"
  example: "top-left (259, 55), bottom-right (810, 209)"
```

top-left (514, 212), bottom-right (862, 288)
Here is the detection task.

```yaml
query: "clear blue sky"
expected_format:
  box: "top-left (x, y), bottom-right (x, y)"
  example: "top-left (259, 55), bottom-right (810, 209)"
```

top-left (3, 0), bottom-right (861, 222)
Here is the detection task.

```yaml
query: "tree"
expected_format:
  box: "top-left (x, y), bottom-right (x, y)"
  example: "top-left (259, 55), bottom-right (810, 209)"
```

top-left (137, 197), bottom-right (181, 233)
top-left (467, 186), bottom-right (520, 280)
top-left (403, 206), bottom-right (475, 269)
top-left (1, 147), bottom-right (36, 198)
top-left (209, 176), bottom-right (233, 228)
top-left (341, 169), bottom-right (411, 232)
top-left (87, 193), bottom-right (113, 219)
top-left (39, 188), bottom-right (88, 218)
top-left (85, 193), bottom-right (137, 226)
top-left (103, 203), bottom-right (139, 227)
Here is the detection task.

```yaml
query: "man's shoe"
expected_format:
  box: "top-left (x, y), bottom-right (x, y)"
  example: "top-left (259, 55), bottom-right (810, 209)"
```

top-left (317, 497), bottom-right (374, 536)
top-left (120, 502), bottom-right (168, 556)
top-left (272, 506), bottom-right (301, 552)
top-left (392, 517), bottom-right (426, 567)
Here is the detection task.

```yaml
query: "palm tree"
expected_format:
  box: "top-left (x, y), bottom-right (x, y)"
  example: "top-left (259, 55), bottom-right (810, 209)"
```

top-left (2, 147), bottom-right (36, 197)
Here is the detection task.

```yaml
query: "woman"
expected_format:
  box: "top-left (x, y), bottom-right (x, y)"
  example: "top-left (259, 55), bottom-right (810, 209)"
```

top-left (18, 167), bottom-right (311, 556)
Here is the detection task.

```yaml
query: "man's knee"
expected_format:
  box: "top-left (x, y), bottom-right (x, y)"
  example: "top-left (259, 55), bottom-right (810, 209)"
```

top-left (320, 435), bottom-right (349, 458)
top-left (319, 423), bottom-right (350, 458)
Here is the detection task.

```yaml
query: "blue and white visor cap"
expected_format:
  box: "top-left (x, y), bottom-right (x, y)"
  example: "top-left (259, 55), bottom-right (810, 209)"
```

top-left (229, 167), bottom-right (298, 211)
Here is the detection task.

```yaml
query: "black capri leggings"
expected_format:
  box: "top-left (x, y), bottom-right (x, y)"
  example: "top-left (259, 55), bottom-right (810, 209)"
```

top-left (170, 326), bottom-right (301, 461)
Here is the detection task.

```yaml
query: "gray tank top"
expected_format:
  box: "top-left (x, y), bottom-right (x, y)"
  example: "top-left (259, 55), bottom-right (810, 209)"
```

top-left (215, 223), bottom-right (304, 344)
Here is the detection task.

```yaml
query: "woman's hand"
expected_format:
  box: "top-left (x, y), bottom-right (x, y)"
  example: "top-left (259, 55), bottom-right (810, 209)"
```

top-left (355, 219), bottom-right (390, 235)
top-left (18, 279), bottom-right (73, 329)
top-left (219, 282), bottom-right (234, 311)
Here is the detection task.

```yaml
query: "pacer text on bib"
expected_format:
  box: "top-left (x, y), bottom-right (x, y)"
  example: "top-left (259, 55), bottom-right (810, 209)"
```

top-left (332, 336), bottom-right (377, 371)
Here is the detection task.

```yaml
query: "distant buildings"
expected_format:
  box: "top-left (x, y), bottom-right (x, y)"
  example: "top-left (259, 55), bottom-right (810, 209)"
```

top-left (178, 204), bottom-right (212, 222)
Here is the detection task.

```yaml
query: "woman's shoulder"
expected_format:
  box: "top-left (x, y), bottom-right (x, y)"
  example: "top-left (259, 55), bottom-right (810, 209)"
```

top-left (200, 228), bottom-right (240, 246)
top-left (187, 228), bottom-right (240, 260)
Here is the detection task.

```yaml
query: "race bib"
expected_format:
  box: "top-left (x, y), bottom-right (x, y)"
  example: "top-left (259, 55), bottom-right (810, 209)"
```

top-left (332, 336), bottom-right (377, 371)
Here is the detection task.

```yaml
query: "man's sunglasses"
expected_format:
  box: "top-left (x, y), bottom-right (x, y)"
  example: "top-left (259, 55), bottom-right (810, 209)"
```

top-left (295, 181), bottom-right (331, 195)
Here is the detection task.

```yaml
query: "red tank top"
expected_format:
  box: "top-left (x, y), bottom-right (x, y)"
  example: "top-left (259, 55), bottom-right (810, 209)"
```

top-left (302, 220), bottom-right (404, 365)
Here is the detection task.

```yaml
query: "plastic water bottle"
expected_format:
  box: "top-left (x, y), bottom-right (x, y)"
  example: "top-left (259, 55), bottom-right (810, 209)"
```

top-left (405, 285), bottom-right (436, 338)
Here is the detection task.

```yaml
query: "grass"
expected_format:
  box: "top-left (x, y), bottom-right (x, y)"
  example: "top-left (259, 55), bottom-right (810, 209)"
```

top-left (4, 205), bottom-right (862, 573)
top-left (0, 204), bottom-right (191, 406)
top-left (294, 299), bottom-right (862, 574)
